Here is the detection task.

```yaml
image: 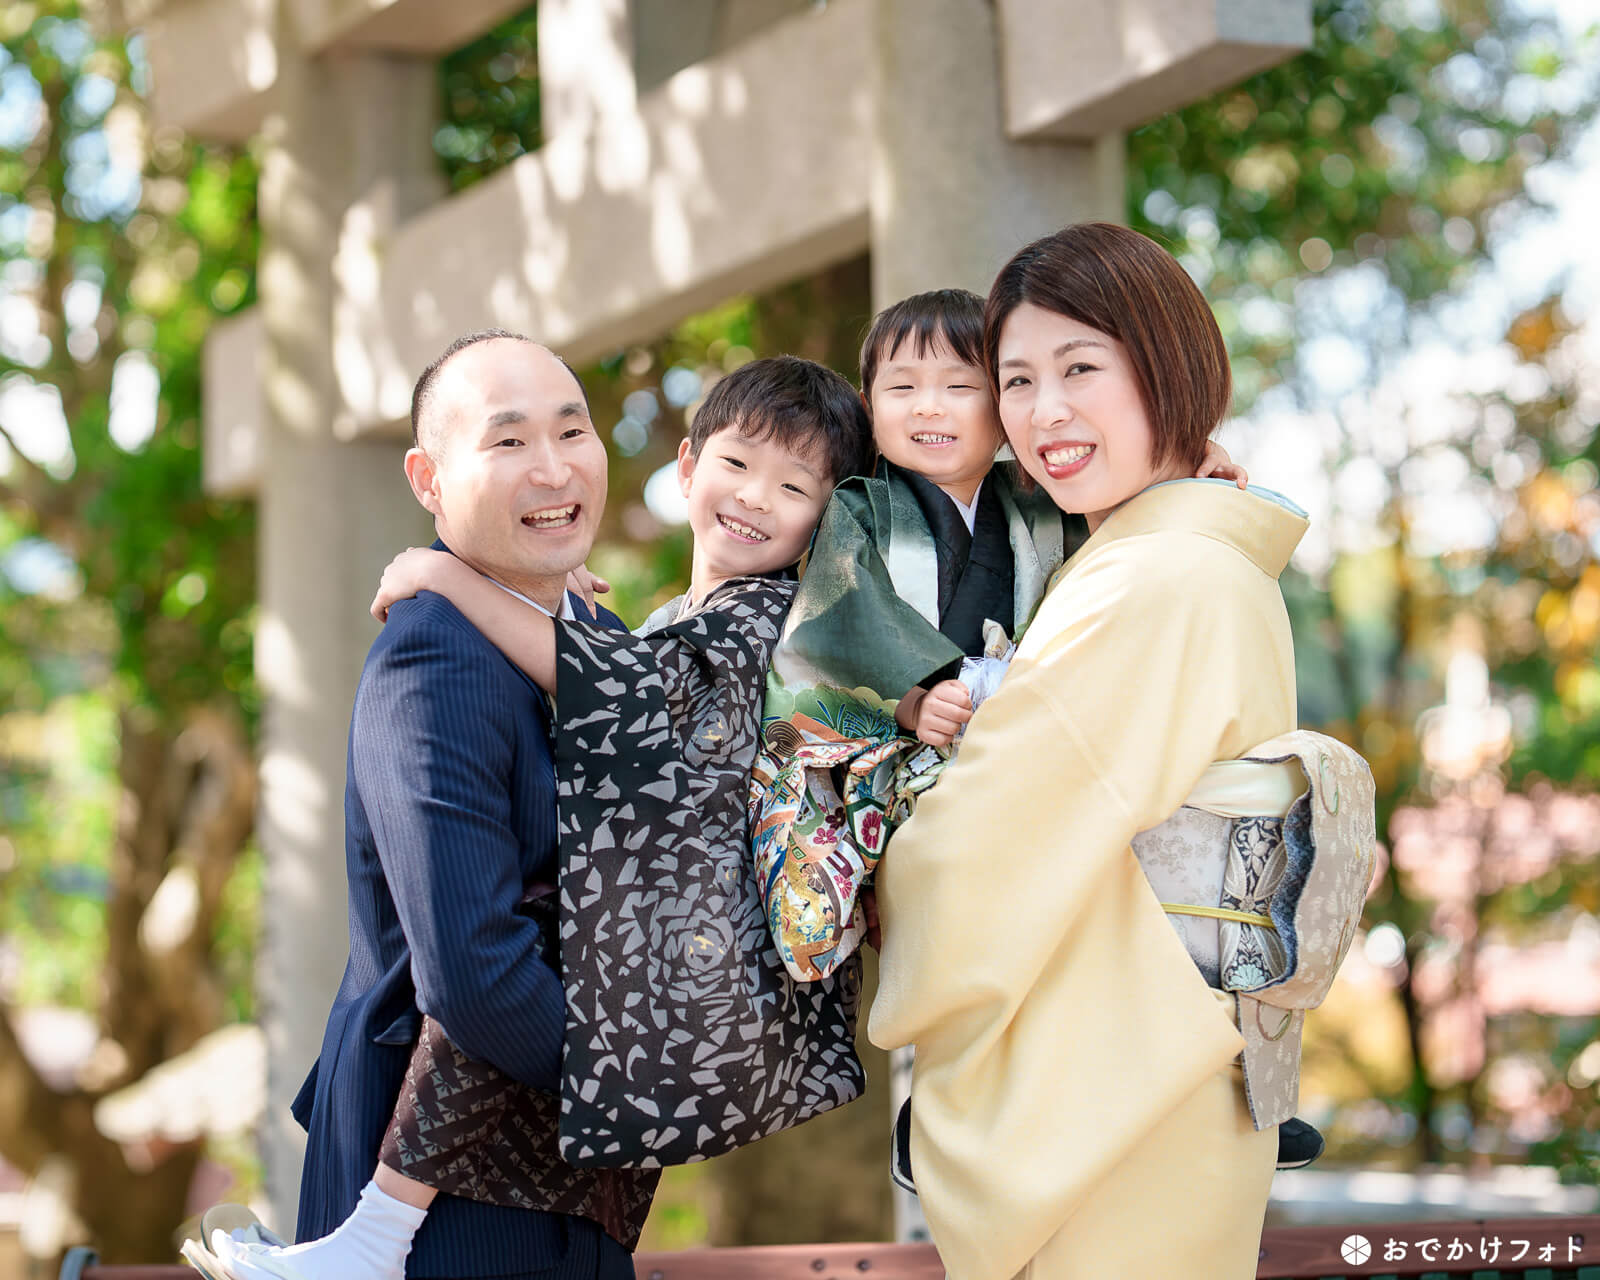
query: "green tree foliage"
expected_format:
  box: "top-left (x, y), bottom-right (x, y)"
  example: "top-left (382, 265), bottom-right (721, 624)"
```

top-left (1132, 0), bottom-right (1600, 1172)
top-left (1129, 0), bottom-right (1589, 409)
top-left (435, 7), bottom-right (541, 193)
top-left (0, 0), bottom-right (259, 1262)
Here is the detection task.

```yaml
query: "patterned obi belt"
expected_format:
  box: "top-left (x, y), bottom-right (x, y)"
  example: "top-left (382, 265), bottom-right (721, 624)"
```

top-left (1131, 732), bottom-right (1376, 1130)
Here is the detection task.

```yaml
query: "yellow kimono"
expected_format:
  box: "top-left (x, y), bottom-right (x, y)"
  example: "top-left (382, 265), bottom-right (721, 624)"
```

top-left (869, 480), bottom-right (1308, 1280)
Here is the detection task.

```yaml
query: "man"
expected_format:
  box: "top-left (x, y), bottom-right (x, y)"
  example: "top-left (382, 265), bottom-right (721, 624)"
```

top-left (286, 330), bottom-right (636, 1279)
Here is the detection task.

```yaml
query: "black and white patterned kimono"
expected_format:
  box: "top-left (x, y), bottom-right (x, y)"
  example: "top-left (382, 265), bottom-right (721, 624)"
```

top-left (380, 577), bottom-right (863, 1241)
top-left (553, 576), bottom-right (863, 1167)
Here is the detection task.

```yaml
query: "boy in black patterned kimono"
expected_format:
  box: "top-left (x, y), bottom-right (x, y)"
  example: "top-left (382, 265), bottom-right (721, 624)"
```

top-left (209, 357), bottom-right (875, 1280)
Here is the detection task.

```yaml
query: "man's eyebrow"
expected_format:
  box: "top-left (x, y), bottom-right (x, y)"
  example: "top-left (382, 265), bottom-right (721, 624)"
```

top-left (483, 403), bottom-right (588, 429)
top-left (998, 338), bottom-right (1105, 369)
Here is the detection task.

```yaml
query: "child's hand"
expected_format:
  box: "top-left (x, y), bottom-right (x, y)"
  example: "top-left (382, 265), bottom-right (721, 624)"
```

top-left (371, 548), bottom-right (454, 622)
top-left (565, 564), bottom-right (612, 614)
top-left (910, 679), bottom-right (974, 747)
top-left (1198, 438), bottom-right (1248, 489)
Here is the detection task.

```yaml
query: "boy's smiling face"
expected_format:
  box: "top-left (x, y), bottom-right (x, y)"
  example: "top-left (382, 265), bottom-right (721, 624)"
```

top-left (678, 425), bottom-right (833, 593)
top-left (868, 338), bottom-right (1002, 506)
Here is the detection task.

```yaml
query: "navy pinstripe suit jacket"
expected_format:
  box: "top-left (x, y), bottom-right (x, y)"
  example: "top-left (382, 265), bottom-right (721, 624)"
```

top-left (291, 569), bottom-right (627, 1278)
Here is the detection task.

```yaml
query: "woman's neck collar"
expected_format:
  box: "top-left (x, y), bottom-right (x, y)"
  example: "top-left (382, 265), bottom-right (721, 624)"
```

top-left (1084, 458), bottom-right (1189, 533)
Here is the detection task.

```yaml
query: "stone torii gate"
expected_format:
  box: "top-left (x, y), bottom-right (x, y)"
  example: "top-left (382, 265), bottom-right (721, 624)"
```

top-left (126, 0), bottom-right (1311, 1227)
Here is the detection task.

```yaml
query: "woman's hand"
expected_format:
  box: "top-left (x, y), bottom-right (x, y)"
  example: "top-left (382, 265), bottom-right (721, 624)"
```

top-left (896, 679), bottom-right (974, 747)
top-left (1197, 438), bottom-right (1248, 489)
top-left (371, 548), bottom-right (455, 622)
top-left (565, 564), bottom-right (612, 614)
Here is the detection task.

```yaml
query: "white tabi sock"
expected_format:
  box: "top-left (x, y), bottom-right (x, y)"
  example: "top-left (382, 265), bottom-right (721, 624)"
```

top-left (213, 1180), bottom-right (429, 1280)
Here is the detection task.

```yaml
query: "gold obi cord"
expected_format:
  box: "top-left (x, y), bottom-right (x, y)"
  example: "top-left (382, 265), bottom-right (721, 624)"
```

top-left (1160, 902), bottom-right (1276, 930)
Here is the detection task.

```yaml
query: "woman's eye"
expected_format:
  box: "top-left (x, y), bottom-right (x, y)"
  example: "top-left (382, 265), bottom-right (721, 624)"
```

top-left (1065, 362), bottom-right (1098, 377)
top-left (496, 437), bottom-right (524, 447)
top-left (1002, 375), bottom-right (1029, 390)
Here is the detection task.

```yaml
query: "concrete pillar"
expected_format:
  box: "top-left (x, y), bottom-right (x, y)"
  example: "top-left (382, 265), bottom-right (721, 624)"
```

top-left (630, 0), bottom-right (811, 95)
top-left (868, 0), bottom-right (1124, 1241)
top-left (869, 0), bottom-right (1124, 307)
top-left (535, 0), bottom-right (638, 142)
top-left (255, 48), bottom-right (439, 1228)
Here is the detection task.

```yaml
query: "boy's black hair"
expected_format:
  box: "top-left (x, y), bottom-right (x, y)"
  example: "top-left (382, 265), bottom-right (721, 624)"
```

top-left (858, 288), bottom-right (986, 401)
top-left (688, 355), bottom-right (874, 485)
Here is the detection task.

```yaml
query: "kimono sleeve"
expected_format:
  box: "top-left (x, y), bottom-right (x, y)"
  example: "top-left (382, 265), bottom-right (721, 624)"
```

top-left (773, 484), bottom-right (963, 703)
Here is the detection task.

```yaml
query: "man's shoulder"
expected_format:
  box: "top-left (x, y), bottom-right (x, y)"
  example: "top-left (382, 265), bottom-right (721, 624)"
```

top-left (580, 597), bottom-right (628, 632)
top-left (371, 590), bottom-right (494, 653)
top-left (362, 593), bottom-right (530, 695)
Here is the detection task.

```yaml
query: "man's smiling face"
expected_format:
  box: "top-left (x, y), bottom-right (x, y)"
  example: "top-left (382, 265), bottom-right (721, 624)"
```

top-left (407, 339), bottom-right (608, 605)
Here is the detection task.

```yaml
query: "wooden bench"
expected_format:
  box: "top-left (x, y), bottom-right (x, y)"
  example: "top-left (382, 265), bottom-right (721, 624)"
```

top-left (56, 1215), bottom-right (1600, 1280)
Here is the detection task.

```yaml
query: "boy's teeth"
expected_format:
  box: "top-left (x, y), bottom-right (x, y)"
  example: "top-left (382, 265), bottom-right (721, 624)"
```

top-left (718, 514), bottom-right (769, 541)
top-left (1044, 445), bottom-right (1094, 465)
top-left (525, 504), bottom-right (577, 526)
top-left (912, 432), bottom-right (956, 444)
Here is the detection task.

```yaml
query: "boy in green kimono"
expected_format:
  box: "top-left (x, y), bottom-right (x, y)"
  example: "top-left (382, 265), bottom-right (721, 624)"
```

top-left (749, 288), bottom-right (1323, 1174)
top-left (750, 289), bottom-right (1078, 984)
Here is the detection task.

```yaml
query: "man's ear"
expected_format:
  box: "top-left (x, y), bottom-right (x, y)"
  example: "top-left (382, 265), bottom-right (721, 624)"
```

top-left (404, 447), bottom-right (443, 517)
top-left (676, 437), bottom-right (696, 498)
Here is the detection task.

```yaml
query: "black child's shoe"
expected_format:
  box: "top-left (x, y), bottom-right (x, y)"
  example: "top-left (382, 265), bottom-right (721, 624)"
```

top-left (891, 1097), bottom-right (917, 1194)
top-left (1276, 1115), bottom-right (1325, 1169)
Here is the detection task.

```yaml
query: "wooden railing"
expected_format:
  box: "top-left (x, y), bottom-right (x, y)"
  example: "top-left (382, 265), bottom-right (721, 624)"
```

top-left (56, 1215), bottom-right (1600, 1280)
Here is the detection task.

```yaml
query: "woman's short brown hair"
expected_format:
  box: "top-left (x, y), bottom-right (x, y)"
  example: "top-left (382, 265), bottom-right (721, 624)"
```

top-left (983, 222), bottom-right (1230, 472)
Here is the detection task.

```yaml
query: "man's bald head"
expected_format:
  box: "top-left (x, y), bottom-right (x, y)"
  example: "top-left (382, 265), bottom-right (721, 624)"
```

top-left (410, 329), bottom-right (587, 457)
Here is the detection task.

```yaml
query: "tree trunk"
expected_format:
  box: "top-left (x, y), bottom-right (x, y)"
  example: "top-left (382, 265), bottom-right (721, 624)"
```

top-left (0, 703), bottom-right (254, 1265)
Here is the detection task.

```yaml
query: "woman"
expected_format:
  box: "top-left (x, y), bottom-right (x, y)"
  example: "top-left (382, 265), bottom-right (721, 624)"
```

top-left (867, 223), bottom-right (1366, 1280)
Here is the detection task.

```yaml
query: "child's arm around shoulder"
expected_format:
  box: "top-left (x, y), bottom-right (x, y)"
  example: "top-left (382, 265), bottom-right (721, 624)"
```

top-left (1198, 438), bottom-right (1248, 488)
top-left (371, 548), bottom-right (557, 690)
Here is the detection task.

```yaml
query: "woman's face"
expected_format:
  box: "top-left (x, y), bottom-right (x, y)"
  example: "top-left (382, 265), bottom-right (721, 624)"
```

top-left (996, 302), bottom-right (1184, 531)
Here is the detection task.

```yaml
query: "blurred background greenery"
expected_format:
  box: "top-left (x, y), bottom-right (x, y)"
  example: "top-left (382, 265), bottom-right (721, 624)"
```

top-left (2, 0), bottom-right (1599, 1269)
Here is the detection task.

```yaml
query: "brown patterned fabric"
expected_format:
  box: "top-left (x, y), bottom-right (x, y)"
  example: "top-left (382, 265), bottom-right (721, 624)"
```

top-left (379, 1015), bottom-right (660, 1250)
